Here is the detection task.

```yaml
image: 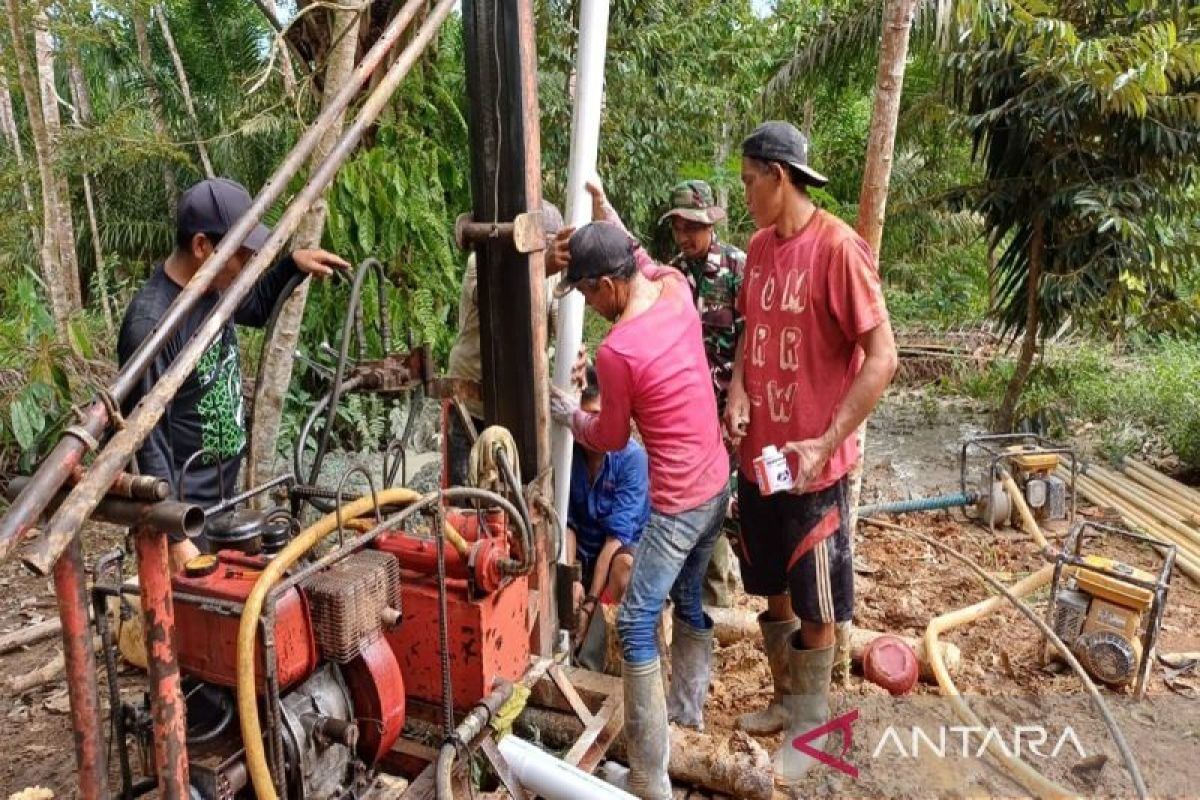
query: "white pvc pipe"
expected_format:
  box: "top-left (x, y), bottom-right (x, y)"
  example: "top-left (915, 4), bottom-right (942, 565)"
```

top-left (498, 735), bottom-right (636, 800)
top-left (550, 0), bottom-right (611, 558)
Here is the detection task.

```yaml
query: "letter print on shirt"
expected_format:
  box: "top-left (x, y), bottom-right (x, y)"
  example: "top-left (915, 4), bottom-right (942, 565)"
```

top-left (767, 380), bottom-right (797, 423)
top-left (780, 327), bottom-right (802, 372)
top-left (781, 269), bottom-right (808, 313)
top-left (751, 323), bottom-right (770, 368)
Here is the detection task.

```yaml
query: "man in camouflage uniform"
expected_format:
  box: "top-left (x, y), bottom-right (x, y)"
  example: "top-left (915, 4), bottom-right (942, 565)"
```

top-left (659, 180), bottom-right (744, 608)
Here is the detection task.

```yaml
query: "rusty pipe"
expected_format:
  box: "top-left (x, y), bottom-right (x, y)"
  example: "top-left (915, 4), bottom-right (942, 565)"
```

top-left (436, 682), bottom-right (514, 799)
top-left (69, 466), bottom-right (169, 502)
top-left (0, 0), bottom-right (432, 566)
top-left (134, 527), bottom-right (189, 799)
top-left (0, 403), bottom-right (108, 562)
top-left (26, 0), bottom-right (459, 578)
top-left (54, 536), bottom-right (110, 800)
top-left (5, 478), bottom-right (203, 547)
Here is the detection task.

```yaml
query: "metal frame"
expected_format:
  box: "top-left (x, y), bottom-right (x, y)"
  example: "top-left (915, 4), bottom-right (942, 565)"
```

top-left (1045, 520), bottom-right (1176, 699)
top-left (959, 433), bottom-right (1079, 533)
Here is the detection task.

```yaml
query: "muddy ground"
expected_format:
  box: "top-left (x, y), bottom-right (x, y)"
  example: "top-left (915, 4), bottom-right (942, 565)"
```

top-left (2, 389), bottom-right (1199, 798)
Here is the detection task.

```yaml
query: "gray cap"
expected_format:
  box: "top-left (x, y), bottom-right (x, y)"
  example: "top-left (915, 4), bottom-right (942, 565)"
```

top-left (177, 178), bottom-right (271, 251)
top-left (741, 121), bottom-right (829, 188)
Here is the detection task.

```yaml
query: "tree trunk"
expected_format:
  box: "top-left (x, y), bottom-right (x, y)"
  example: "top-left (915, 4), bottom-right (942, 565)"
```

top-left (856, 0), bottom-right (918, 255)
top-left (996, 217), bottom-right (1044, 433)
top-left (6, 1), bottom-right (71, 332)
top-left (66, 54), bottom-right (115, 332)
top-left (34, 11), bottom-right (82, 312)
top-left (258, 0), bottom-right (299, 100)
top-left (714, 118), bottom-right (730, 211)
top-left (246, 5), bottom-right (363, 493)
top-left (986, 234), bottom-right (999, 314)
top-left (846, 0), bottom-right (919, 525)
top-left (153, 4), bottom-right (213, 178)
top-left (0, 69), bottom-right (35, 214)
top-left (132, 8), bottom-right (178, 211)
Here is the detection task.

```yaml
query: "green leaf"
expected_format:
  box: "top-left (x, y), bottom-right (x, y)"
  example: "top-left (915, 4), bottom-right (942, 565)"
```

top-left (357, 211), bottom-right (377, 255)
top-left (10, 398), bottom-right (37, 452)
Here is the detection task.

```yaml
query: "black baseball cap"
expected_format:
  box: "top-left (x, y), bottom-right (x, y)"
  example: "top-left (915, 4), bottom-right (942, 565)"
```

top-left (741, 121), bottom-right (829, 188)
top-left (554, 222), bottom-right (635, 298)
top-left (176, 178), bottom-right (271, 251)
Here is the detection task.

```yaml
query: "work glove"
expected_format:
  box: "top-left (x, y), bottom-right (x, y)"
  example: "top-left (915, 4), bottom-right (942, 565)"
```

top-left (550, 384), bottom-right (579, 427)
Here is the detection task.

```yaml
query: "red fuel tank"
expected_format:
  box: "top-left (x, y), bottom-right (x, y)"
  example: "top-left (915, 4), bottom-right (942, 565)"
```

top-left (172, 551), bottom-right (318, 692)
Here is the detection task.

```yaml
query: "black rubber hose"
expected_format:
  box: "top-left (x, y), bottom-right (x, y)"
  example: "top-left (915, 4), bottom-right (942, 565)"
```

top-left (310, 259), bottom-right (391, 486)
top-left (246, 270), bottom-right (307, 487)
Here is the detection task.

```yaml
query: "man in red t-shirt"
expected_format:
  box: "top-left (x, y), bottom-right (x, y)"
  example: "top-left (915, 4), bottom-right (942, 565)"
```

top-left (724, 121), bottom-right (897, 782)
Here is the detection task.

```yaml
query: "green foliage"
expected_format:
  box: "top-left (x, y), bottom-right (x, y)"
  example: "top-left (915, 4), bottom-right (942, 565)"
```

top-left (0, 277), bottom-right (112, 470)
top-left (945, 0), bottom-right (1200, 340)
top-left (945, 339), bottom-right (1200, 468)
top-left (319, 32), bottom-right (470, 364)
top-left (536, 0), bottom-right (772, 243)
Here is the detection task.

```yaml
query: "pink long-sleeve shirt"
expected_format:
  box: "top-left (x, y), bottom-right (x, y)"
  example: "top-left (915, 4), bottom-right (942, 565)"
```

top-left (570, 216), bottom-right (728, 514)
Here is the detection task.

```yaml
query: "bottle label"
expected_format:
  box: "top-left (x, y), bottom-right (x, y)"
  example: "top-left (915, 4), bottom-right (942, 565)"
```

top-left (753, 449), bottom-right (794, 495)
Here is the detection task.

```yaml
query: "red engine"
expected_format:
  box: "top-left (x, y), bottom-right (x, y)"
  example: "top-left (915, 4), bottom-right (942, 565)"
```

top-left (169, 503), bottom-right (530, 794)
top-left (172, 548), bottom-right (407, 790)
top-left (173, 551), bottom-right (318, 692)
top-left (374, 507), bottom-right (531, 710)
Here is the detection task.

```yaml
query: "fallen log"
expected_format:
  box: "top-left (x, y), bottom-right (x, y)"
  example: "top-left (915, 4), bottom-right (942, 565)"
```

top-left (516, 707), bottom-right (774, 800)
top-left (706, 606), bottom-right (960, 680)
top-left (7, 650), bottom-right (65, 693)
top-left (0, 618), bottom-right (61, 655)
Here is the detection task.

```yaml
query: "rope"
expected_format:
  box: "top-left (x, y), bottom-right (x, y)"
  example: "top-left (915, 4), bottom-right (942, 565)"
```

top-left (468, 426), bottom-right (519, 493)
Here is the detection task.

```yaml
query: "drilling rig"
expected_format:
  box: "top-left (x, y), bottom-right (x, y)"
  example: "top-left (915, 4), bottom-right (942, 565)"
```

top-left (0, 2), bottom-right (628, 798)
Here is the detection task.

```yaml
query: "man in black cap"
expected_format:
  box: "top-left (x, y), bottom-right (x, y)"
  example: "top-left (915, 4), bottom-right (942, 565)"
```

top-left (118, 177), bottom-right (349, 572)
top-left (724, 121), bottom-right (896, 782)
top-left (550, 196), bottom-right (730, 798)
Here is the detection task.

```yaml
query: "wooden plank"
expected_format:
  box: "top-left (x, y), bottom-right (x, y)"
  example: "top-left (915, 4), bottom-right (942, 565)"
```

top-left (390, 737), bottom-right (440, 762)
top-left (564, 693), bottom-right (623, 773)
top-left (549, 662), bottom-right (594, 724)
top-left (480, 737), bottom-right (529, 800)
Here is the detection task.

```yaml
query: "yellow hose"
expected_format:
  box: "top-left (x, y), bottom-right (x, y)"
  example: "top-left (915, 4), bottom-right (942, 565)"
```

top-left (923, 565), bottom-right (1078, 799)
top-left (344, 513), bottom-right (471, 556)
top-left (999, 468), bottom-right (1050, 550)
top-left (238, 488), bottom-right (419, 800)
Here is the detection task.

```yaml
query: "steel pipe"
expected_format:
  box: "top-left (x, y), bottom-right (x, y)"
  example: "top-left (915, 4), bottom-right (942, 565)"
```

top-left (0, 0), bottom-right (432, 567)
top-left (134, 527), bottom-right (189, 799)
top-left (53, 536), bottom-right (109, 800)
top-left (436, 682), bottom-right (514, 799)
top-left (24, 0), bottom-right (458, 577)
top-left (5, 478), bottom-right (203, 547)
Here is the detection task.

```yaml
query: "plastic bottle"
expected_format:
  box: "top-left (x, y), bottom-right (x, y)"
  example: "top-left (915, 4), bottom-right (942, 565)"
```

top-left (753, 444), bottom-right (794, 495)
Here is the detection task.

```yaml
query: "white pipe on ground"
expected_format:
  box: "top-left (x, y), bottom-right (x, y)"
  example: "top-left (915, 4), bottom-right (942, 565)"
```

top-left (550, 0), bottom-right (611, 551)
top-left (498, 735), bottom-right (636, 800)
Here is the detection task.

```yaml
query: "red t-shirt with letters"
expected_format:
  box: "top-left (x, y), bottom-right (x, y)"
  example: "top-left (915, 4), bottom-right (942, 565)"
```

top-left (736, 210), bottom-right (888, 491)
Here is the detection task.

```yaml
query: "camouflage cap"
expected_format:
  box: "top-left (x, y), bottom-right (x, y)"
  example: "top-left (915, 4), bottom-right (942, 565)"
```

top-left (657, 179), bottom-right (726, 226)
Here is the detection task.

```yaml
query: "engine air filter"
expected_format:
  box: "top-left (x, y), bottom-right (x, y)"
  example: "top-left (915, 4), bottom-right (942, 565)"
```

top-left (305, 550), bottom-right (401, 663)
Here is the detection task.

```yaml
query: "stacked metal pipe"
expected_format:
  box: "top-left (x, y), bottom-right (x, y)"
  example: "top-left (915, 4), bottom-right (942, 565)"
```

top-left (1058, 458), bottom-right (1200, 582)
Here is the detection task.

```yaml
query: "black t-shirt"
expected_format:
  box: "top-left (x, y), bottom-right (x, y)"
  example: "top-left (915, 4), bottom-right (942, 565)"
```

top-left (117, 257), bottom-right (301, 512)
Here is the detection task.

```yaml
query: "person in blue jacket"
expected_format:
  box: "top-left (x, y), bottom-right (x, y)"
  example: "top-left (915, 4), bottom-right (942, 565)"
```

top-left (567, 367), bottom-right (651, 638)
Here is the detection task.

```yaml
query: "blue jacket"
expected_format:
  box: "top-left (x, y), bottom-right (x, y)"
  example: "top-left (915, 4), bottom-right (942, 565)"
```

top-left (568, 441), bottom-right (650, 563)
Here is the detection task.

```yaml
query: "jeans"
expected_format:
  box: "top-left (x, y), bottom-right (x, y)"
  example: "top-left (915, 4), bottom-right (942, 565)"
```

top-left (617, 486), bottom-right (729, 664)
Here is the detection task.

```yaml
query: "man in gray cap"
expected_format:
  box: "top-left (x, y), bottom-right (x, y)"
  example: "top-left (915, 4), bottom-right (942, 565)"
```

top-left (725, 121), bottom-right (897, 782)
top-left (659, 179), bottom-right (745, 609)
top-left (117, 177), bottom-right (349, 572)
